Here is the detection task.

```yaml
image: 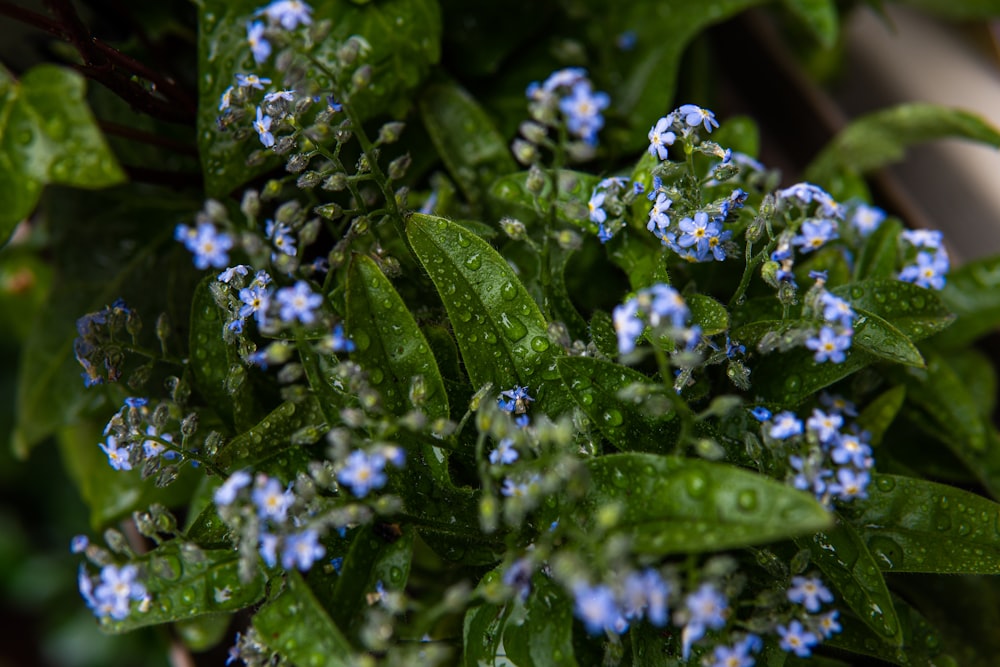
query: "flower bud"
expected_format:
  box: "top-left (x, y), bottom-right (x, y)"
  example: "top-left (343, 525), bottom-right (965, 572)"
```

top-left (286, 153), bottom-right (309, 173)
top-left (297, 170), bottom-right (321, 189)
top-left (526, 165), bottom-right (546, 194)
top-left (500, 217), bottom-right (526, 241)
top-left (388, 154), bottom-right (411, 181)
top-left (240, 189), bottom-right (260, 218)
top-left (519, 120), bottom-right (548, 144)
top-left (352, 65), bottom-right (373, 90)
top-left (377, 122), bottom-right (405, 145)
top-left (512, 139), bottom-right (538, 166)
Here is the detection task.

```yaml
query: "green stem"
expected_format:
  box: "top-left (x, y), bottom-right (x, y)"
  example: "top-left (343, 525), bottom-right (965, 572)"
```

top-left (145, 434), bottom-right (227, 478)
top-left (650, 343), bottom-right (693, 446)
top-left (728, 237), bottom-right (778, 309)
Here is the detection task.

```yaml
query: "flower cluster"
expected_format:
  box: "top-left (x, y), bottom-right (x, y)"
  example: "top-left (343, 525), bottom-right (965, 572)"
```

top-left (214, 471), bottom-right (327, 571)
top-left (73, 298), bottom-right (135, 386)
top-left (758, 393), bottom-right (873, 505)
top-left (645, 106), bottom-right (744, 262)
top-left (246, 0), bottom-right (313, 64)
top-left (175, 221), bottom-right (234, 270)
top-left (778, 576), bottom-right (841, 657)
top-left (213, 265), bottom-right (331, 341)
top-left (78, 564), bottom-right (150, 621)
top-left (586, 176), bottom-right (641, 243)
top-left (804, 275), bottom-right (856, 364)
top-left (898, 228), bottom-right (950, 290)
top-left (612, 283), bottom-right (693, 355)
top-left (514, 68), bottom-right (609, 163)
top-left (337, 445), bottom-right (405, 498)
top-left (99, 397), bottom-right (182, 473)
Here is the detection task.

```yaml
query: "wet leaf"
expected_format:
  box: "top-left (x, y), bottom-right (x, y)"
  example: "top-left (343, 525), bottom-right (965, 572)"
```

top-left (795, 517), bottom-right (902, 645)
top-left (830, 279), bottom-right (954, 342)
top-left (99, 541), bottom-right (265, 633)
top-left (847, 474), bottom-right (1000, 574)
top-left (856, 385), bottom-right (905, 448)
top-left (589, 310), bottom-right (619, 359)
top-left (748, 345), bottom-right (875, 407)
top-left (806, 103), bottom-right (1000, 189)
top-left (687, 294), bottom-right (729, 336)
top-left (557, 357), bottom-right (679, 453)
top-left (853, 218), bottom-right (902, 281)
top-left (407, 213), bottom-right (570, 418)
top-left (503, 575), bottom-right (579, 667)
top-left (554, 453), bottom-right (831, 554)
top-left (823, 595), bottom-right (950, 667)
top-left (933, 254), bottom-right (1000, 348)
top-left (0, 64), bottom-right (125, 244)
top-left (254, 570), bottom-right (353, 663)
top-left (214, 397), bottom-right (325, 470)
top-left (419, 79), bottom-right (516, 208)
top-left (851, 308), bottom-right (924, 368)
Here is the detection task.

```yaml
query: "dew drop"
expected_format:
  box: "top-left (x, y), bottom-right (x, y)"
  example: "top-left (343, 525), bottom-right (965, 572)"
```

top-left (737, 489), bottom-right (758, 511)
top-left (685, 471), bottom-right (707, 498)
top-left (457, 309), bottom-right (472, 322)
top-left (353, 330), bottom-right (371, 351)
top-left (530, 336), bottom-right (549, 352)
top-left (581, 392), bottom-right (594, 405)
top-left (499, 313), bottom-right (528, 341)
top-left (603, 409), bottom-right (623, 426)
top-left (389, 566), bottom-right (404, 584)
top-left (867, 536), bottom-right (903, 570)
top-left (851, 286), bottom-right (865, 299)
top-left (464, 254), bottom-right (482, 271)
top-left (875, 476), bottom-right (895, 492)
top-left (456, 233), bottom-right (470, 248)
top-left (785, 374), bottom-right (800, 392)
top-left (501, 282), bottom-right (518, 301)
top-left (370, 368), bottom-right (384, 385)
top-left (957, 522), bottom-right (971, 536)
top-left (180, 586), bottom-right (197, 605)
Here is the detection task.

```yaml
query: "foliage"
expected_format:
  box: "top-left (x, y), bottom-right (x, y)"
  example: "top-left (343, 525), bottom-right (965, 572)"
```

top-left (4, 1), bottom-right (1000, 666)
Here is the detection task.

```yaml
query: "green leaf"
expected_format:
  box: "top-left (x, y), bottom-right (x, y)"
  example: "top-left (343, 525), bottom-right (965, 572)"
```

top-left (612, 0), bottom-right (768, 151)
top-left (406, 213), bottom-right (569, 417)
top-left (98, 541), bottom-right (265, 633)
top-left (687, 294), bottom-right (729, 336)
top-left (823, 595), bottom-right (949, 667)
top-left (197, 0), bottom-right (442, 197)
top-left (463, 601), bottom-right (507, 666)
top-left (214, 397), bottom-right (325, 470)
top-left (830, 279), bottom-right (954, 342)
top-left (806, 104), bottom-right (1000, 189)
top-left (419, 79), bottom-right (516, 208)
top-left (933, 254), bottom-right (1000, 348)
top-left (554, 453), bottom-right (831, 554)
top-left (489, 169), bottom-right (599, 229)
top-left (544, 245), bottom-right (589, 341)
top-left (175, 613), bottom-right (231, 653)
top-left (853, 218), bottom-right (903, 281)
top-left (327, 525), bottom-right (414, 637)
top-left (254, 570), bottom-right (353, 664)
top-left (782, 0), bottom-right (839, 48)
top-left (851, 307), bottom-right (924, 368)
top-left (856, 385), bottom-right (906, 448)
top-left (557, 357), bottom-right (679, 453)
top-left (589, 310), bottom-right (619, 359)
top-left (847, 474), bottom-right (1000, 573)
top-left (0, 65), bottom-right (125, 244)
top-left (948, 348), bottom-right (997, 419)
top-left (749, 346), bottom-right (875, 407)
top-left (796, 518), bottom-right (902, 645)
top-left (503, 575), bottom-right (579, 667)
top-left (894, 350), bottom-right (985, 452)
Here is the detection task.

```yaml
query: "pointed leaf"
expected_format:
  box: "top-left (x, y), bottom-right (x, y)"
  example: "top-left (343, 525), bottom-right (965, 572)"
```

top-left (853, 218), bottom-right (903, 281)
top-left (419, 79), bottom-right (516, 206)
top-left (847, 474), bottom-right (1000, 573)
top-left (589, 310), bottom-right (619, 359)
top-left (214, 397), bottom-right (325, 470)
top-left (749, 346), bottom-right (875, 407)
top-left (552, 453), bottom-right (831, 555)
top-left (823, 595), bottom-right (949, 667)
top-left (503, 575), bottom-right (579, 667)
top-left (933, 254), bottom-right (1000, 348)
top-left (851, 307), bottom-right (924, 368)
top-left (687, 294), bottom-right (729, 336)
top-left (806, 104), bottom-right (1000, 188)
top-left (831, 279), bottom-right (954, 342)
top-left (856, 385), bottom-right (906, 448)
top-left (795, 518), bottom-right (902, 645)
top-left (0, 64), bottom-right (125, 243)
top-left (98, 542), bottom-right (265, 633)
top-left (406, 213), bottom-right (569, 417)
top-left (254, 570), bottom-right (353, 664)
top-left (557, 357), bottom-right (679, 453)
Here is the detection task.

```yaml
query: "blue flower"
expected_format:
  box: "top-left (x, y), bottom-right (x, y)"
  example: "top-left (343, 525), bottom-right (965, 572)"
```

top-left (777, 619), bottom-right (819, 657)
top-left (235, 73), bottom-right (271, 89)
top-left (558, 81), bottom-right (609, 146)
top-left (778, 182), bottom-right (840, 218)
top-left (793, 218), bottom-right (838, 253)
top-left (616, 30), bottom-right (637, 51)
top-left (647, 192), bottom-right (672, 234)
top-left (498, 385), bottom-right (533, 414)
top-left (572, 583), bottom-right (625, 635)
top-left (645, 284), bottom-right (689, 328)
top-left (901, 229), bottom-right (943, 249)
top-left (502, 558), bottom-right (534, 601)
top-left (597, 222), bottom-right (613, 244)
top-left (323, 323), bottom-right (355, 353)
top-left (489, 438), bottom-right (519, 465)
top-left (239, 284), bottom-right (271, 326)
top-left (850, 203), bottom-right (885, 236)
top-left (769, 411), bottom-right (803, 439)
top-left (100, 436), bottom-right (132, 471)
top-left (621, 569), bottom-right (670, 626)
top-left (71, 535), bottom-right (89, 554)
top-left (676, 104), bottom-right (719, 132)
top-left (819, 392), bottom-right (858, 417)
top-left (806, 326), bottom-right (852, 364)
top-left (218, 85), bottom-right (234, 112)
top-left (252, 477), bottom-right (295, 522)
top-left (899, 250), bottom-right (949, 290)
top-left (789, 455), bottom-right (833, 497)
top-left (647, 116), bottom-right (676, 159)
top-left (218, 264), bottom-right (250, 283)
top-left (265, 219), bottom-right (297, 256)
top-left (214, 470), bottom-right (252, 506)
top-left (338, 450), bottom-right (388, 498)
top-left (677, 211), bottom-right (715, 254)
top-left (254, 106), bottom-right (275, 148)
top-left (613, 299), bottom-right (644, 355)
top-left (142, 426), bottom-right (174, 459)
top-left (330, 556), bottom-right (344, 573)
top-left (276, 281), bottom-right (323, 324)
top-left (247, 20), bottom-right (271, 64)
top-left (587, 189), bottom-right (607, 224)
top-left (263, 89), bottom-right (295, 104)
top-left (179, 222), bottom-right (233, 270)
top-left (259, 0), bottom-right (313, 30)
top-left (818, 610), bottom-right (842, 638)
top-left (819, 292), bottom-right (855, 328)
top-left (259, 532), bottom-right (279, 567)
top-left (681, 584), bottom-right (728, 659)
top-left (710, 642), bottom-right (755, 667)
top-left (750, 407), bottom-right (772, 422)
top-left (226, 633), bottom-right (242, 666)
top-left (94, 564), bottom-right (147, 620)
top-left (326, 94), bottom-right (343, 113)
top-left (829, 467), bottom-right (870, 501)
top-left (787, 575), bottom-right (834, 612)
top-left (281, 529), bottom-right (326, 571)
top-left (830, 432), bottom-right (872, 468)
top-left (806, 409), bottom-right (843, 444)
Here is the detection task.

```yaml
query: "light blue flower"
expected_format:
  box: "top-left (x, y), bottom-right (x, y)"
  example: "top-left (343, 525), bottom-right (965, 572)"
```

top-left (681, 583), bottom-right (728, 659)
top-left (276, 281), bottom-right (323, 324)
top-left (218, 264), bottom-right (250, 283)
top-left (806, 326), bottom-right (852, 363)
top-left (265, 219), bottom-right (297, 256)
top-left (281, 529), bottom-right (326, 571)
top-left (676, 104), bottom-right (719, 132)
top-left (259, 0), bottom-right (313, 30)
top-left (572, 583), bottom-right (625, 635)
top-left (851, 203), bottom-right (885, 236)
top-left (621, 569), bottom-right (670, 626)
top-left (489, 438), bottom-right (519, 465)
top-left (793, 218), bottom-right (838, 253)
top-left (214, 470), bottom-right (252, 506)
top-left (900, 228), bottom-right (943, 249)
top-left (100, 436), bottom-right (132, 471)
top-left (818, 610), bottom-right (842, 638)
top-left (559, 81), bottom-right (609, 146)
top-left (819, 292), bottom-right (855, 328)
top-left (239, 284), bottom-right (271, 325)
top-left (235, 73), bottom-right (271, 89)
top-left (613, 300), bottom-right (644, 355)
top-left (829, 467), bottom-right (870, 501)
top-left (647, 116), bottom-right (676, 159)
top-left (259, 532), bottom-right (279, 567)
top-left (247, 20), bottom-right (271, 64)
top-left (899, 250), bottom-right (949, 290)
top-left (338, 450), bottom-right (388, 498)
top-left (254, 106), bottom-right (275, 148)
top-left (588, 189), bottom-right (607, 224)
top-left (252, 477), bottom-right (294, 522)
top-left (830, 432), bottom-right (872, 468)
top-left (769, 411), bottom-right (803, 439)
top-left (777, 620), bottom-right (819, 657)
top-left (806, 409), bottom-right (843, 444)
top-left (787, 575), bottom-right (834, 612)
